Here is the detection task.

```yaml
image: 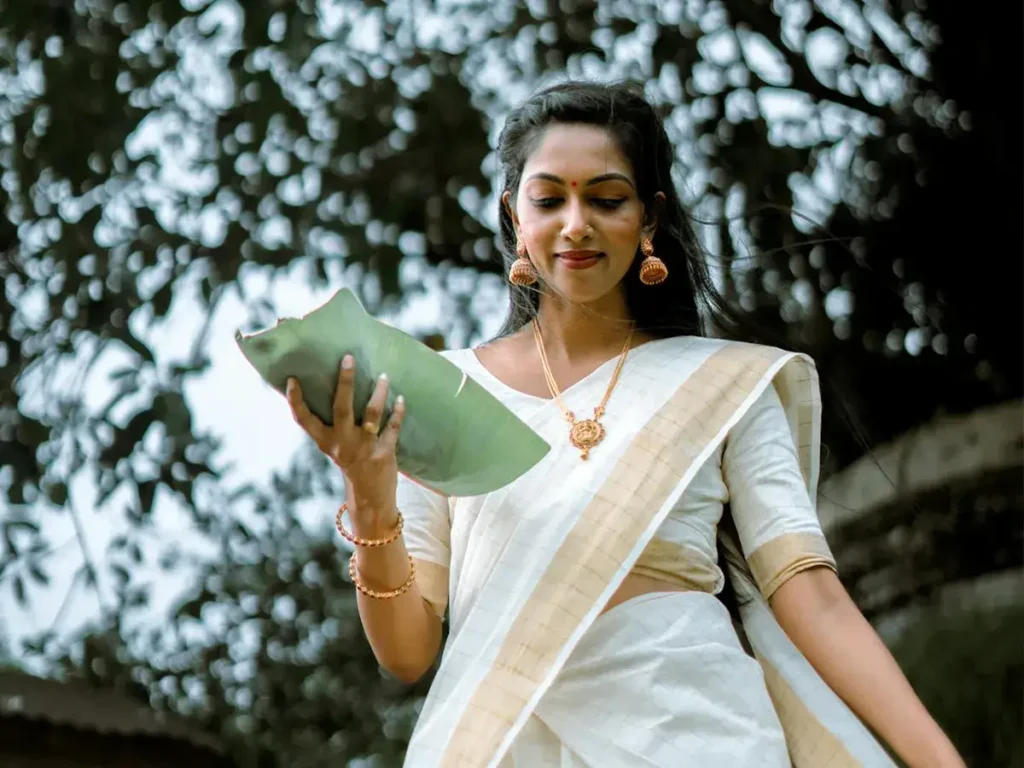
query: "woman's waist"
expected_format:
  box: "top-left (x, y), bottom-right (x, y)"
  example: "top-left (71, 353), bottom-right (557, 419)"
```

top-left (578, 589), bottom-right (747, 663)
top-left (601, 569), bottom-right (711, 616)
top-left (626, 536), bottom-right (725, 595)
top-left (447, 536), bottom-right (725, 633)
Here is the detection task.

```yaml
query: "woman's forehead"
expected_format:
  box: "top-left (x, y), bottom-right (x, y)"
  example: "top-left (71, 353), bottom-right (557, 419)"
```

top-left (522, 124), bottom-right (633, 182)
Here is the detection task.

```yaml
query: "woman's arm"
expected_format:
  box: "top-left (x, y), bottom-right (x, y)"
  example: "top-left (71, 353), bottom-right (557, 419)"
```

top-left (285, 364), bottom-right (444, 685)
top-left (770, 566), bottom-right (965, 768)
top-left (349, 498), bottom-right (444, 684)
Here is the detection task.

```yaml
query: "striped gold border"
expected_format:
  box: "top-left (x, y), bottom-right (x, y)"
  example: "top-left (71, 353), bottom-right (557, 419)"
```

top-left (770, 354), bottom-right (821, 492)
top-left (759, 656), bottom-right (861, 767)
top-left (442, 343), bottom-right (811, 766)
top-left (632, 537), bottom-right (722, 592)
top-left (747, 532), bottom-right (837, 600)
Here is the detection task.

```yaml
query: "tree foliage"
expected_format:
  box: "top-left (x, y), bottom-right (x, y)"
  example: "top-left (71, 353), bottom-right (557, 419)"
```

top-left (1, 0), bottom-right (1018, 764)
top-left (890, 600), bottom-right (1024, 768)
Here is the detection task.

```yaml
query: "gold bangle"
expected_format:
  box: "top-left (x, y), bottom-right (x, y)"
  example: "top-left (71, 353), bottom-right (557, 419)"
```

top-left (349, 554), bottom-right (416, 600)
top-left (335, 502), bottom-right (403, 547)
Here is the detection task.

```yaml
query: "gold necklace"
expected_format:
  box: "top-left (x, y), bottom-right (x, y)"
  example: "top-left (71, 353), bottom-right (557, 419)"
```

top-left (532, 319), bottom-right (635, 461)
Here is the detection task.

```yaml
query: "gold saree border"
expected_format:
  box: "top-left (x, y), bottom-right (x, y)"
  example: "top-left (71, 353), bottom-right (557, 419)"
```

top-left (748, 532), bottom-right (837, 600)
top-left (759, 656), bottom-right (862, 767)
top-left (441, 342), bottom-right (808, 766)
top-left (769, 351), bottom-right (821, 492)
top-left (632, 537), bottom-right (721, 592)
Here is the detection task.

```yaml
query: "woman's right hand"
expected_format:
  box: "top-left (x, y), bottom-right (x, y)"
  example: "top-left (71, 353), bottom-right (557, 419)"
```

top-left (285, 354), bottom-right (406, 522)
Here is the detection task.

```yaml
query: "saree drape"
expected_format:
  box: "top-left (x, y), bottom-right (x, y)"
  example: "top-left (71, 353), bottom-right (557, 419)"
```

top-left (398, 337), bottom-right (895, 768)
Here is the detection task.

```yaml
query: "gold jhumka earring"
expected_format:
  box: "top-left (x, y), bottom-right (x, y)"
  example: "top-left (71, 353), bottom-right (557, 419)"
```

top-left (509, 239), bottom-right (539, 286)
top-left (638, 235), bottom-right (668, 285)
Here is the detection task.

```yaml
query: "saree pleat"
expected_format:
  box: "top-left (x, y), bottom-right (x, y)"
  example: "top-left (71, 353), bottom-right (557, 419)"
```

top-left (722, 538), bottom-right (896, 767)
top-left (499, 591), bottom-right (791, 767)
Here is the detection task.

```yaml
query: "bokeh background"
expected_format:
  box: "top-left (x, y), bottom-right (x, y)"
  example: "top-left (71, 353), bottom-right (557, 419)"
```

top-left (0, 1), bottom-right (1021, 766)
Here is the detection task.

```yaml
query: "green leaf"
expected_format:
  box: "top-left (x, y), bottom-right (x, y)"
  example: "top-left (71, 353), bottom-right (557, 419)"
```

top-left (235, 289), bottom-right (550, 497)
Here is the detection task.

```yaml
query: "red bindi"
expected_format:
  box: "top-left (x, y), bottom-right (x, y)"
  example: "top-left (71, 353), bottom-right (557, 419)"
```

top-left (570, 181), bottom-right (577, 187)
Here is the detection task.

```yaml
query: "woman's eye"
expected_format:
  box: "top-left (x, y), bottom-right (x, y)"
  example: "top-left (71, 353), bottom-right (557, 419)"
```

top-left (592, 198), bottom-right (626, 210)
top-left (531, 197), bottom-right (626, 210)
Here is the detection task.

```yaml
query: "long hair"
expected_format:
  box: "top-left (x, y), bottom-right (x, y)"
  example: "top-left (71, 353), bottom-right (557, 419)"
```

top-left (494, 79), bottom-right (767, 345)
top-left (493, 80), bottom-right (792, 619)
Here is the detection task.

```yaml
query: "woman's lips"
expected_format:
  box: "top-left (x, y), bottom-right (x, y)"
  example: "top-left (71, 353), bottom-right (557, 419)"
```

top-left (557, 251), bottom-right (605, 270)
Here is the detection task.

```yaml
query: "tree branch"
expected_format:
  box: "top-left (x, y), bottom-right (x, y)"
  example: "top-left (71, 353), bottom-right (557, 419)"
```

top-left (730, 7), bottom-right (891, 122)
top-left (67, 499), bottom-right (110, 617)
top-left (833, 4), bottom-right (909, 75)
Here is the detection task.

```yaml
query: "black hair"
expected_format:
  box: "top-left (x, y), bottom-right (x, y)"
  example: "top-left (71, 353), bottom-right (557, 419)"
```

top-left (492, 80), bottom-right (891, 623)
top-left (494, 79), bottom-right (798, 622)
top-left (494, 79), bottom-right (767, 345)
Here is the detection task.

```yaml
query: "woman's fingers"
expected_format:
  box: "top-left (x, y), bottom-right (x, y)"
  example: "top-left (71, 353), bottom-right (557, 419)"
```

top-left (377, 394), bottom-right (406, 454)
top-left (289, 360), bottom-right (403, 469)
top-left (361, 373), bottom-right (390, 436)
top-left (286, 378), bottom-right (327, 445)
top-left (331, 355), bottom-right (356, 427)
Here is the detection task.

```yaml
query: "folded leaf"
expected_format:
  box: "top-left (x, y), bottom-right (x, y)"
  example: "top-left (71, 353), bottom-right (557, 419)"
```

top-left (235, 288), bottom-right (550, 497)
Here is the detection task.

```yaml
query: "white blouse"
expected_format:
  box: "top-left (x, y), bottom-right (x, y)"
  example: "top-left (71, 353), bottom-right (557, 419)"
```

top-left (398, 343), bottom-right (836, 619)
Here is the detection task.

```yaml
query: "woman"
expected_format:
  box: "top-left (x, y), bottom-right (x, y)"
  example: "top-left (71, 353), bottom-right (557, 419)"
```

top-left (285, 82), bottom-right (965, 767)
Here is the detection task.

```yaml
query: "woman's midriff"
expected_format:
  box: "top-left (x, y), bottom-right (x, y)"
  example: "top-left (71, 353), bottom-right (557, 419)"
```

top-left (600, 570), bottom-right (693, 615)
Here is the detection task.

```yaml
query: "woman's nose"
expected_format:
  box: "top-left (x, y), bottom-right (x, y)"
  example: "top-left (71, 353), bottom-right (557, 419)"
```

top-left (561, 199), bottom-right (592, 242)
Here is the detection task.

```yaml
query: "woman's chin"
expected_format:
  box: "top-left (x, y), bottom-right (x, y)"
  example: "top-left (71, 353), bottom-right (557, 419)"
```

top-left (536, 259), bottom-right (630, 304)
top-left (549, 278), bottom-right (622, 305)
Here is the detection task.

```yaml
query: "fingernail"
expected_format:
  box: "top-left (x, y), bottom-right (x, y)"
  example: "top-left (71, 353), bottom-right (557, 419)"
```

top-left (378, 372), bottom-right (389, 382)
top-left (342, 355), bottom-right (354, 369)
top-left (396, 395), bottom-right (405, 406)
top-left (286, 378), bottom-right (294, 392)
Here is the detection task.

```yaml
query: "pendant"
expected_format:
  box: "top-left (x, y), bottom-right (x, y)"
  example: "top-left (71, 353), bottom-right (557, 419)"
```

top-left (569, 418), bottom-right (605, 460)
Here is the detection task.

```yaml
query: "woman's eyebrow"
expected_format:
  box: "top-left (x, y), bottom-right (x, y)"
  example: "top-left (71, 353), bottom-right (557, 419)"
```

top-left (525, 172), bottom-right (635, 189)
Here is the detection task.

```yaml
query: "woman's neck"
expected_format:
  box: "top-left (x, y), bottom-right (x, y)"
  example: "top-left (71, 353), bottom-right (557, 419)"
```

top-left (532, 291), bottom-right (636, 364)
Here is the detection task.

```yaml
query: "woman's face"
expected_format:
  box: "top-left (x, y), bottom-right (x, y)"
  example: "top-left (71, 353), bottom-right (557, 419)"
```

top-left (505, 123), bottom-right (652, 305)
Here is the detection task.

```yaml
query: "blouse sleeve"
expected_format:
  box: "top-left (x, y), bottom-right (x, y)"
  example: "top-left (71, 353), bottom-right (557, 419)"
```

top-left (397, 475), bottom-right (451, 619)
top-left (723, 382), bottom-right (837, 600)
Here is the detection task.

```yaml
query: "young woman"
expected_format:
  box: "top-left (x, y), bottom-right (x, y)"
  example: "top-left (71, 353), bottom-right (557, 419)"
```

top-left (285, 81), bottom-right (965, 767)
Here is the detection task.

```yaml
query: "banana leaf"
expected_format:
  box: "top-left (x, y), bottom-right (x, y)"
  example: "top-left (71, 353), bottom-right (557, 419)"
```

top-left (234, 288), bottom-right (550, 497)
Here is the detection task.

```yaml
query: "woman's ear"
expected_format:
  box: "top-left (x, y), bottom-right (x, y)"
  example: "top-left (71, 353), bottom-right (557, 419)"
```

top-left (644, 191), bottom-right (667, 235)
top-left (502, 190), bottom-right (520, 234)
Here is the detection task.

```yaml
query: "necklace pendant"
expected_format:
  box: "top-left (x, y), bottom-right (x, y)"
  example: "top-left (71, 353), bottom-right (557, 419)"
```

top-left (569, 418), bottom-right (605, 461)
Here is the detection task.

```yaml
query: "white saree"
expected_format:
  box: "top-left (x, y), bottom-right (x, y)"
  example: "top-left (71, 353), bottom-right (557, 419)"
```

top-left (397, 336), bottom-right (896, 768)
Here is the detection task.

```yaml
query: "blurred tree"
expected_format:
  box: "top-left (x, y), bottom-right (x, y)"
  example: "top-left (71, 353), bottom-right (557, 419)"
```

top-left (35, 463), bottom-right (435, 766)
top-left (890, 601), bottom-right (1024, 768)
top-left (2, 0), bottom-right (1019, 764)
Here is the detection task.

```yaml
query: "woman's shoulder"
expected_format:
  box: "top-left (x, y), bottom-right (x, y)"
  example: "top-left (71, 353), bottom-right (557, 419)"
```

top-left (435, 348), bottom-right (481, 382)
top-left (437, 330), bottom-right (529, 368)
top-left (657, 335), bottom-right (814, 368)
top-left (643, 334), bottom-right (769, 358)
top-left (438, 347), bottom-right (473, 362)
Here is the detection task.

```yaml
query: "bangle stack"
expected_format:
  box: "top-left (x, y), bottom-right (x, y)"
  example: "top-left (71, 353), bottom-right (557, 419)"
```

top-left (336, 501), bottom-right (414, 600)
